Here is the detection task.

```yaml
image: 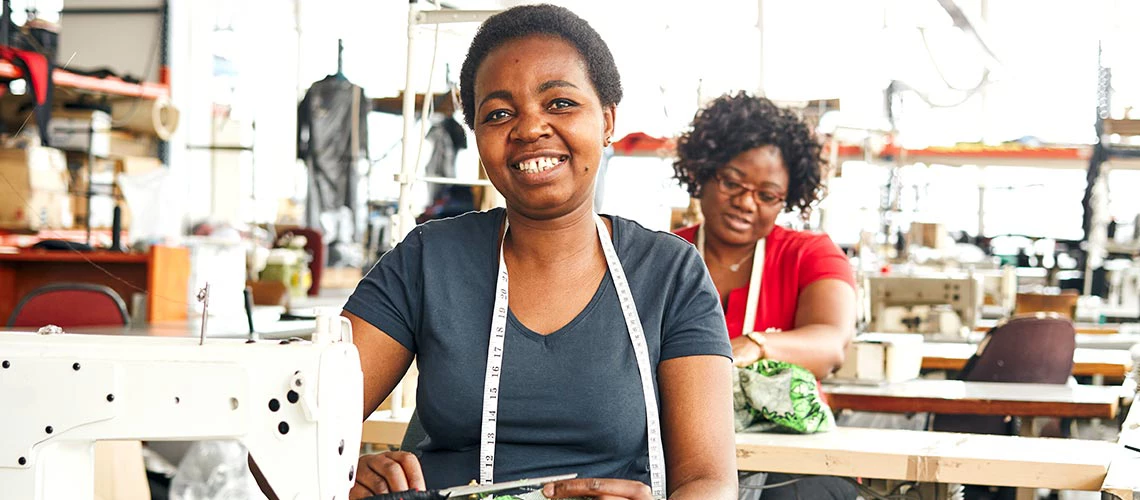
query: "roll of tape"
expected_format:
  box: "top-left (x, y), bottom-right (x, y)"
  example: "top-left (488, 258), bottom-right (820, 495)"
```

top-left (111, 96), bottom-right (180, 140)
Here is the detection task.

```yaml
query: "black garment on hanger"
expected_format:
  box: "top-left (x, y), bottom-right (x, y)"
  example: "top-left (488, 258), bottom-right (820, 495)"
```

top-left (297, 75), bottom-right (369, 239)
top-left (423, 116), bottom-right (467, 203)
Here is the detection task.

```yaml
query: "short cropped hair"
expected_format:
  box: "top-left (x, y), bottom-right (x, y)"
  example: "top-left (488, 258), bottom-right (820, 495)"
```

top-left (459, 4), bottom-right (622, 129)
top-left (673, 92), bottom-right (826, 220)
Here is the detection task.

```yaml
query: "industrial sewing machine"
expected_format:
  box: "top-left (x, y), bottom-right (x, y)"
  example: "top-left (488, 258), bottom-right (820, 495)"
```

top-left (1107, 262), bottom-right (1140, 318)
top-left (0, 314), bottom-right (362, 500)
top-left (866, 274), bottom-right (985, 336)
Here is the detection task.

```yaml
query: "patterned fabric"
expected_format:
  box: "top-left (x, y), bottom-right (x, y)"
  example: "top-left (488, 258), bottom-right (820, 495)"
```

top-left (733, 360), bottom-right (834, 433)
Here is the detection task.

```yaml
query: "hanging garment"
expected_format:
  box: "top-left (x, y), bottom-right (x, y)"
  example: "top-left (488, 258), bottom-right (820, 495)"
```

top-left (297, 76), bottom-right (369, 240)
top-left (423, 116), bottom-right (467, 203)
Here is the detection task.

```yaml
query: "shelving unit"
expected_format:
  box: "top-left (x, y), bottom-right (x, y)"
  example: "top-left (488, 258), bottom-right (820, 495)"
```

top-left (391, 1), bottom-right (498, 250)
top-left (611, 132), bottom-right (1140, 170)
top-left (0, 57), bottom-right (170, 245)
top-left (0, 60), bottom-right (169, 100)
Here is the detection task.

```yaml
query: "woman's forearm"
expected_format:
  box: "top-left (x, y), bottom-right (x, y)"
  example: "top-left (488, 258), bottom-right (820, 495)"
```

top-left (762, 324), bottom-right (850, 379)
top-left (669, 477), bottom-right (739, 500)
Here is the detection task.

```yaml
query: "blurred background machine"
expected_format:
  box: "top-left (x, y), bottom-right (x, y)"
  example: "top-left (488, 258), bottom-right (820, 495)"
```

top-left (867, 274), bottom-right (986, 336)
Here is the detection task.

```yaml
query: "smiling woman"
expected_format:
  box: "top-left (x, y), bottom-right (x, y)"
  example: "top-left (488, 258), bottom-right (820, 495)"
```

top-left (304, 5), bottom-right (740, 500)
top-left (672, 92), bottom-right (858, 500)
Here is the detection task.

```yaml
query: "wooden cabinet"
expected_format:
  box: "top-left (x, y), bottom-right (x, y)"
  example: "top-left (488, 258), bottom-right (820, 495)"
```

top-left (0, 245), bottom-right (189, 324)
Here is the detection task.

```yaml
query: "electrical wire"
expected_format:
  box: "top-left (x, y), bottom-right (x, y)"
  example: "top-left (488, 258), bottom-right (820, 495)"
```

top-left (412, 22), bottom-right (442, 181)
top-left (917, 27), bottom-right (986, 92)
top-left (841, 477), bottom-right (926, 500)
top-left (737, 475), bottom-right (806, 490)
top-left (890, 70), bottom-right (988, 110)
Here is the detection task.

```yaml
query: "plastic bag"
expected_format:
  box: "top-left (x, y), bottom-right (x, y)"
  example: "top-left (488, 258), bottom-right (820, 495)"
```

top-left (169, 440), bottom-right (260, 500)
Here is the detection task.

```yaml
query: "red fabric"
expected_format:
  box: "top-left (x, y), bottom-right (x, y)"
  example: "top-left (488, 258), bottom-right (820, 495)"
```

top-left (0, 47), bottom-right (49, 105)
top-left (675, 224), bottom-right (855, 339)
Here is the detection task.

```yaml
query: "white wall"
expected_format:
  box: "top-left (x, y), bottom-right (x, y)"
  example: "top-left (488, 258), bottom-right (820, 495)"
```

top-left (57, 0), bottom-right (164, 81)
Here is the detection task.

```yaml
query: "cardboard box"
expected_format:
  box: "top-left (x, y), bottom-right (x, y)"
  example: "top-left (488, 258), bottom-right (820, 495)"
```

top-left (116, 155), bottom-right (163, 176)
top-left (109, 130), bottom-right (158, 158)
top-left (834, 333), bottom-right (924, 383)
top-left (908, 222), bottom-right (945, 249)
top-left (0, 146), bottom-right (72, 230)
top-left (47, 109), bottom-right (111, 156)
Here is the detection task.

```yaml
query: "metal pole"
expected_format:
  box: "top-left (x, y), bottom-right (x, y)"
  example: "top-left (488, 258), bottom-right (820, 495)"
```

top-left (1, 0), bottom-right (11, 46)
top-left (86, 125), bottom-right (95, 246)
top-left (755, 0), bottom-right (764, 96)
top-left (393, 0), bottom-right (419, 250)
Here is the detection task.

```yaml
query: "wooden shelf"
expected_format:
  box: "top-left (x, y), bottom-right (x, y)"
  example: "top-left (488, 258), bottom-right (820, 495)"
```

top-left (0, 61), bottom-right (170, 100)
top-left (0, 249), bottom-right (147, 263)
top-left (372, 92), bottom-right (455, 115)
top-left (1105, 119), bottom-right (1140, 137)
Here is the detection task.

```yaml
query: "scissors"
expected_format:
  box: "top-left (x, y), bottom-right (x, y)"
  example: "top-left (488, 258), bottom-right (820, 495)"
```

top-left (364, 473), bottom-right (577, 499)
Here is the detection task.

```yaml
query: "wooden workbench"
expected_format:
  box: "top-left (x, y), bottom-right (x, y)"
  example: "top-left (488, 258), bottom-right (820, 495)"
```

top-left (822, 379), bottom-right (1121, 419)
top-left (361, 414), bottom-right (1122, 494)
top-left (0, 246), bottom-right (189, 323)
top-left (922, 342), bottom-right (1134, 379)
top-left (1102, 402), bottom-right (1140, 499)
top-left (974, 319), bottom-right (1130, 335)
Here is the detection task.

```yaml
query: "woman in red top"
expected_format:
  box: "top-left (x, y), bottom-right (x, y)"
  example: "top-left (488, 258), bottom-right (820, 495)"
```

top-left (673, 91), bottom-right (856, 380)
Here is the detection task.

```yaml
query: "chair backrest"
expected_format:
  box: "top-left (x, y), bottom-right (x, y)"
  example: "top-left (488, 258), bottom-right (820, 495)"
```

top-left (959, 315), bottom-right (1076, 384)
top-left (933, 315), bottom-right (1076, 435)
top-left (7, 283), bottom-right (131, 328)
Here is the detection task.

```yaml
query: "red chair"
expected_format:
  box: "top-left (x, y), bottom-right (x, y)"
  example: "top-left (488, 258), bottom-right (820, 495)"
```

top-left (7, 283), bottom-right (131, 328)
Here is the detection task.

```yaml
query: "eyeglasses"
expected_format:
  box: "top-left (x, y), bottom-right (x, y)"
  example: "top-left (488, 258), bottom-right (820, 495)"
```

top-left (712, 172), bottom-right (786, 206)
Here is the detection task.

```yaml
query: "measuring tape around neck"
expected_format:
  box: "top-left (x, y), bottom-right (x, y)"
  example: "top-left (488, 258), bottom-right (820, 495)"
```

top-left (696, 224), bottom-right (765, 335)
top-left (479, 213), bottom-right (667, 498)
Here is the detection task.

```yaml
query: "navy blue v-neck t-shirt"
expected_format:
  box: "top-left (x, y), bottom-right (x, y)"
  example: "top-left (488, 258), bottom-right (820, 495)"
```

top-left (344, 208), bottom-right (730, 489)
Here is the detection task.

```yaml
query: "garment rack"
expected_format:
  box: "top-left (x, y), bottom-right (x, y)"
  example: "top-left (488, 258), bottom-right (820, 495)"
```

top-left (392, 1), bottom-right (498, 250)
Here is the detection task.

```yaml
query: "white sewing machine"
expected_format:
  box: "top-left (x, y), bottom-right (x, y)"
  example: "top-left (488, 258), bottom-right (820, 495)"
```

top-left (0, 315), bottom-right (362, 500)
top-left (867, 274), bottom-right (985, 336)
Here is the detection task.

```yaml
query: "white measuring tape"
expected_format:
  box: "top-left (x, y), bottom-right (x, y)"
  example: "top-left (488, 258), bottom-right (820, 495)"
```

top-left (479, 213), bottom-right (667, 498)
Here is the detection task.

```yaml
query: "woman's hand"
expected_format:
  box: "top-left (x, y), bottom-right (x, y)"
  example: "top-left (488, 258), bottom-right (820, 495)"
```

top-left (541, 478), bottom-right (654, 499)
top-left (730, 335), bottom-right (763, 367)
top-left (349, 451), bottom-right (426, 499)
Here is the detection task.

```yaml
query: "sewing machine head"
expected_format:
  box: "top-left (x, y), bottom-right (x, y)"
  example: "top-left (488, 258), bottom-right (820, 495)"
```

top-left (867, 275), bottom-right (984, 336)
top-left (0, 315), bottom-right (362, 500)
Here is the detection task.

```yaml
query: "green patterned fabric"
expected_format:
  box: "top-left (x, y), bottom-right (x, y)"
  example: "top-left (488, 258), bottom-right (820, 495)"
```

top-left (733, 359), bottom-right (834, 433)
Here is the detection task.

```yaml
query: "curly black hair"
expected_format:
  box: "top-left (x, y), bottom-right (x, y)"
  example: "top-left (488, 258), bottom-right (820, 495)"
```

top-left (459, 4), bottom-right (622, 129)
top-left (673, 91), bottom-right (826, 221)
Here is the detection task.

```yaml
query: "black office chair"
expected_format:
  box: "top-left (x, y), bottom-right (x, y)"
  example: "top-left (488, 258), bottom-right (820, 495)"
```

top-left (931, 314), bottom-right (1076, 500)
